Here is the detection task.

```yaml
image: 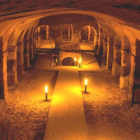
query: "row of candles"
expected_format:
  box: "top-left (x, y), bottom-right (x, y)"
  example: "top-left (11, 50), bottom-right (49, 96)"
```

top-left (45, 79), bottom-right (88, 101)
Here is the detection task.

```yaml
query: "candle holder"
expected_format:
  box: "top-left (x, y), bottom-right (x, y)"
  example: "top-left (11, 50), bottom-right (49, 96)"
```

top-left (85, 85), bottom-right (87, 93)
top-left (85, 79), bottom-right (88, 93)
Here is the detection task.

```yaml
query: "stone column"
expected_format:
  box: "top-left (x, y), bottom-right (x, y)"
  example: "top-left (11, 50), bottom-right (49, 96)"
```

top-left (38, 26), bottom-right (41, 41)
top-left (24, 41), bottom-right (30, 69)
top-left (17, 42), bottom-right (24, 74)
top-left (106, 37), bottom-right (113, 69)
top-left (95, 30), bottom-right (101, 54)
top-left (102, 38), bottom-right (107, 65)
top-left (88, 26), bottom-right (91, 41)
top-left (112, 45), bottom-right (121, 76)
top-left (29, 38), bottom-right (34, 61)
top-left (129, 55), bottom-right (135, 101)
top-left (0, 51), bottom-right (7, 99)
top-left (46, 25), bottom-right (49, 40)
top-left (7, 46), bottom-right (18, 85)
top-left (119, 49), bottom-right (130, 89)
top-left (33, 36), bottom-right (36, 54)
top-left (68, 25), bottom-right (71, 41)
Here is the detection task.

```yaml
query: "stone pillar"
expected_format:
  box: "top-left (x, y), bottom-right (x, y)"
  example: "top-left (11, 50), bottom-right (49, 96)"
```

top-left (68, 25), bottom-right (71, 41)
top-left (120, 49), bottom-right (130, 89)
top-left (24, 41), bottom-right (30, 69)
top-left (97, 36), bottom-right (101, 49)
top-left (33, 36), bottom-right (36, 54)
top-left (95, 30), bottom-right (101, 54)
top-left (88, 26), bottom-right (91, 41)
top-left (17, 42), bottom-right (24, 74)
top-left (112, 45), bottom-right (121, 76)
top-left (0, 51), bottom-right (7, 99)
top-left (106, 37), bottom-right (113, 69)
top-left (46, 25), bottom-right (49, 40)
top-left (129, 55), bottom-right (135, 100)
top-left (7, 46), bottom-right (18, 85)
top-left (103, 39), bottom-right (107, 65)
top-left (38, 26), bottom-right (41, 41)
top-left (29, 38), bottom-right (34, 61)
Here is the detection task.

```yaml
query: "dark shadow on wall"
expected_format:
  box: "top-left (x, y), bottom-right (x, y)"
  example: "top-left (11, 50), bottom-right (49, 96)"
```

top-left (132, 39), bottom-right (140, 104)
top-left (0, 0), bottom-right (10, 4)
top-left (62, 57), bottom-right (74, 66)
top-left (95, 46), bottom-right (103, 67)
top-left (135, 39), bottom-right (140, 78)
top-left (112, 4), bottom-right (140, 11)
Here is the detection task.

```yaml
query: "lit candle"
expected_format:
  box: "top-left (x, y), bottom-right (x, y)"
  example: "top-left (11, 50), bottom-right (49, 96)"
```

top-left (85, 79), bottom-right (88, 92)
top-left (79, 59), bottom-right (81, 68)
top-left (79, 59), bottom-right (81, 63)
top-left (45, 86), bottom-right (48, 101)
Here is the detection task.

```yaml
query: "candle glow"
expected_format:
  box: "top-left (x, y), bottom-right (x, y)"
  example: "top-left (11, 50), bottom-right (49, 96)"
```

top-left (79, 59), bottom-right (81, 63)
top-left (45, 86), bottom-right (48, 93)
top-left (85, 79), bottom-right (88, 85)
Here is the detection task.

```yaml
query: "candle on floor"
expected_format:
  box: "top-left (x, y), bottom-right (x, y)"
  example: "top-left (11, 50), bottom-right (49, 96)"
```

top-left (45, 86), bottom-right (48, 101)
top-left (85, 79), bottom-right (88, 93)
top-left (79, 59), bottom-right (81, 68)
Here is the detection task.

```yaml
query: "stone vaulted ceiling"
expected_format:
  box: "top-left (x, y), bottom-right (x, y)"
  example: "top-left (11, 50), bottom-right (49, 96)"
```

top-left (0, 0), bottom-right (140, 24)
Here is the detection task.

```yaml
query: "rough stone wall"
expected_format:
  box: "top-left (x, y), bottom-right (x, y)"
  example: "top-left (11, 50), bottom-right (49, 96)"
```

top-left (0, 6), bottom-right (140, 101)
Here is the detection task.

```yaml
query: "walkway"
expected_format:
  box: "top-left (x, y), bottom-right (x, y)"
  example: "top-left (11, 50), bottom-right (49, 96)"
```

top-left (34, 52), bottom-right (101, 140)
top-left (43, 68), bottom-right (89, 140)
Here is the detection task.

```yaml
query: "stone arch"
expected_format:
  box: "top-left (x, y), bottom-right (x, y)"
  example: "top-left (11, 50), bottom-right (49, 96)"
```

top-left (61, 24), bottom-right (73, 42)
top-left (60, 52), bottom-right (80, 65)
top-left (95, 27), bottom-right (104, 66)
top-left (6, 22), bottom-right (28, 85)
top-left (62, 57), bottom-right (75, 66)
top-left (28, 20), bottom-right (40, 62)
top-left (23, 28), bottom-right (30, 69)
top-left (7, 30), bottom-right (18, 85)
top-left (16, 20), bottom-right (37, 75)
top-left (112, 33), bottom-right (122, 77)
top-left (97, 20), bottom-right (116, 70)
top-left (119, 36), bottom-right (131, 89)
top-left (0, 18), bottom-right (38, 99)
top-left (37, 25), bottom-right (55, 48)
top-left (17, 30), bottom-right (25, 75)
top-left (101, 27), bottom-right (108, 66)
top-left (79, 25), bottom-right (98, 50)
top-left (80, 25), bottom-right (96, 42)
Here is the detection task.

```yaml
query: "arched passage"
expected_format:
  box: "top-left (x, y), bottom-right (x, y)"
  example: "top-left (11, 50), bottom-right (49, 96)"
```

top-left (62, 57), bottom-right (75, 66)
top-left (79, 25), bottom-right (97, 51)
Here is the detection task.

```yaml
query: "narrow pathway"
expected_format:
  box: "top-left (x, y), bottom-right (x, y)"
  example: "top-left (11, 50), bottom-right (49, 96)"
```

top-left (43, 67), bottom-right (89, 140)
top-left (34, 52), bottom-right (101, 140)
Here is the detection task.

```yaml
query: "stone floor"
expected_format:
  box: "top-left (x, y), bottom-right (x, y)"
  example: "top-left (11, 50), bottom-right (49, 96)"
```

top-left (1, 52), bottom-right (140, 140)
top-left (43, 68), bottom-right (89, 140)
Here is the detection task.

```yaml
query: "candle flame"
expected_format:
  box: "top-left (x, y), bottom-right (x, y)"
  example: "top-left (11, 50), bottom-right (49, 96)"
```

top-left (79, 59), bottom-right (81, 63)
top-left (85, 79), bottom-right (88, 85)
top-left (45, 86), bottom-right (48, 93)
top-left (74, 58), bottom-right (76, 61)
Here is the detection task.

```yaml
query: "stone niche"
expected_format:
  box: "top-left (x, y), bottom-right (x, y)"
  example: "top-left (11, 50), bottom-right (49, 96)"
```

top-left (60, 52), bottom-right (81, 66)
